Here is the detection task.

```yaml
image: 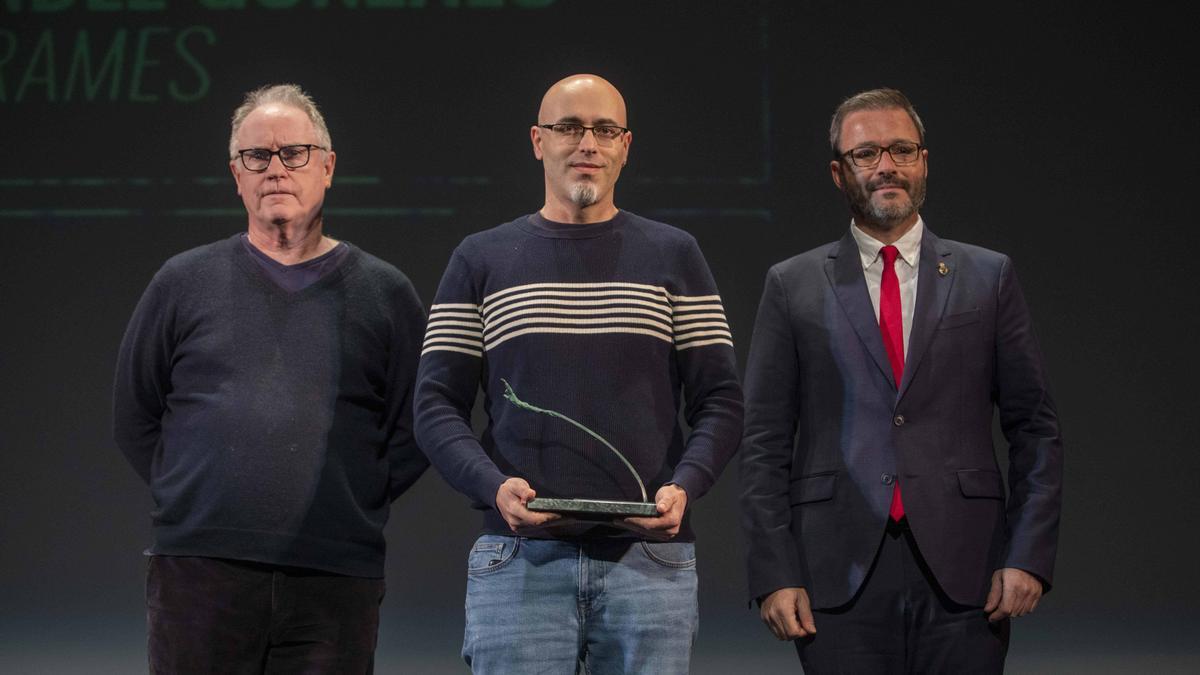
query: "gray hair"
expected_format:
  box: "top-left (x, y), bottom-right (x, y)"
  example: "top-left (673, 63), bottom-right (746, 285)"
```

top-left (228, 83), bottom-right (332, 158)
top-left (829, 88), bottom-right (925, 157)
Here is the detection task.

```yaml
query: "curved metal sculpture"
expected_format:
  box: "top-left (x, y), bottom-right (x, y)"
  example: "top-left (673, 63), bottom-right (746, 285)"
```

top-left (501, 379), bottom-right (656, 516)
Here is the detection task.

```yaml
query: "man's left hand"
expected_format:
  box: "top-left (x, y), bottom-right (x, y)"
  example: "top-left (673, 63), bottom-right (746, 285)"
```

top-left (984, 567), bottom-right (1043, 622)
top-left (617, 484), bottom-right (688, 541)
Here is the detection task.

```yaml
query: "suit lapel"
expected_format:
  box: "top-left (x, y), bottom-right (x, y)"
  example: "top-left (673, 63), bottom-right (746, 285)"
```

top-left (825, 232), bottom-right (897, 389)
top-left (898, 229), bottom-right (954, 400)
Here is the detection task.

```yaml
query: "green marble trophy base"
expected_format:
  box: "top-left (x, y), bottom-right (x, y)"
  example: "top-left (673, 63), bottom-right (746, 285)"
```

top-left (527, 497), bottom-right (659, 518)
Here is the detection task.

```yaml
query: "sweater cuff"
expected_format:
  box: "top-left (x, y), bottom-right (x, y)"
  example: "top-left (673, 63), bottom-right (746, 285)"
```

top-left (476, 468), bottom-right (511, 511)
top-left (668, 465), bottom-right (712, 503)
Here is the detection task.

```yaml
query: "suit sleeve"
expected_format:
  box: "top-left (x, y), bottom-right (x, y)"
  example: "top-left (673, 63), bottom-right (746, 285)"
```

top-left (413, 247), bottom-right (509, 508)
top-left (112, 267), bottom-right (176, 484)
top-left (994, 257), bottom-right (1064, 589)
top-left (739, 265), bottom-right (807, 601)
top-left (669, 237), bottom-right (745, 502)
top-left (383, 275), bottom-right (431, 500)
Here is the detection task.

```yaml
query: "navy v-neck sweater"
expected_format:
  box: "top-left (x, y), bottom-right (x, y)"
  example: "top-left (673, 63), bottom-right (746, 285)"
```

top-left (114, 234), bottom-right (427, 577)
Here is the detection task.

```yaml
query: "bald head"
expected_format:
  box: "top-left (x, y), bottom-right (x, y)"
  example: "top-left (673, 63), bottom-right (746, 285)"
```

top-left (538, 74), bottom-right (627, 127)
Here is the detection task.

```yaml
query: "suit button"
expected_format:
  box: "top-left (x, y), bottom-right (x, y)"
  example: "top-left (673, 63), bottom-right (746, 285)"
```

top-left (893, 414), bottom-right (906, 426)
top-left (881, 473), bottom-right (894, 485)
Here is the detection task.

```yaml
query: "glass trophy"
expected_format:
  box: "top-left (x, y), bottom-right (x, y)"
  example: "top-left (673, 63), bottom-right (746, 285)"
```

top-left (501, 379), bottom-right (659, 518)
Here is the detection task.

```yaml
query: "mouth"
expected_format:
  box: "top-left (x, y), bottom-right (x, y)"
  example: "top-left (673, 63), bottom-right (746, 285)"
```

top-left (872, 183), bottom-right (906, 192)
top-left (569, 162), bottom-right (604, 173)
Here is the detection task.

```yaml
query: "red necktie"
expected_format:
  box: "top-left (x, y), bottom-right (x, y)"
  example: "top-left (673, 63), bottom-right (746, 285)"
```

top-left (879, 245), bottom-right (906, 521)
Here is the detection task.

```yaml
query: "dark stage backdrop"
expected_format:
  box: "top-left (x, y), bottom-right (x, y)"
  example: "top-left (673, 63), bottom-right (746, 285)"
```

top-left (2, 1), bottom-right (1197, 672)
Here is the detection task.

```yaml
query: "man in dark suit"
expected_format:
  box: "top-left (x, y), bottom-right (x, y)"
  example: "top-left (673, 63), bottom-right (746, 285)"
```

top-left (739, 88), bottom-right (1063, 673)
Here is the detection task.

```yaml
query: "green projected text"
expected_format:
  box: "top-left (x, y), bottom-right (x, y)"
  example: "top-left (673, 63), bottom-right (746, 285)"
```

top-left (1, 0), bottom-right (556, 103)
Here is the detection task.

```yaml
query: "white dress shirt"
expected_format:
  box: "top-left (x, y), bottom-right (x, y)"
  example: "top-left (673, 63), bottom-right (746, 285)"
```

top-left (849, 218), bottom-right (924, 357)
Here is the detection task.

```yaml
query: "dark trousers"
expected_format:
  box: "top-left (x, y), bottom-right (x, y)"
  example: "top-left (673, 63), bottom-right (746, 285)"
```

top-left (797, 520), bottom-right (1009, 674)
top-left (146, 555), bottom-right (385, 675)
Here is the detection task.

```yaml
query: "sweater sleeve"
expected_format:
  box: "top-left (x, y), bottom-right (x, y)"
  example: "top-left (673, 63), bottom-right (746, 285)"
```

top-left (384, 275), bottom-right (431, 500)
top-left (112, 266), bottom-right (177, 484)
top-left (667, 236), bottom-right (745, 502)
top-left (413, 247), bottom-right (509, 508)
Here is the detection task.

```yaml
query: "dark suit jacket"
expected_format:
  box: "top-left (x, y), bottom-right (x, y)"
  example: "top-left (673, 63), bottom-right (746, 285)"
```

top-left (740, 228), bottom-right (1063, 609)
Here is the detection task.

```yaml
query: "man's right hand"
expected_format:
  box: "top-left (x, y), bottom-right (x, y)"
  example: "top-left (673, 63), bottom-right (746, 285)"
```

top-left (495, 477), bottom-right (563, 533)
top-left (760, 586), bottom-right (817, 640)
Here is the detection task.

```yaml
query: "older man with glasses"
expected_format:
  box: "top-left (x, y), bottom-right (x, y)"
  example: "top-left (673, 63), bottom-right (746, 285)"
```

top-left (113, 83), bottom-right (428, 673)
top-left (414, 73), bottom-right (744, 674)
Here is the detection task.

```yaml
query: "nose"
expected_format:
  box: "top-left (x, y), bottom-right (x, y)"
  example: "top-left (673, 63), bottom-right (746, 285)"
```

top-left (264, 153), bottom-right (288, 178)
top-left (875, 148), bottom-right (899, 172)
top-left (576, 127), bottom-right (600, 151)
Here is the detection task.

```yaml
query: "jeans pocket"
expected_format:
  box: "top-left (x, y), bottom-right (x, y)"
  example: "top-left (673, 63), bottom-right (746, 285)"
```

top-left (638, 541), bottom-right (697, 569)
top-left (467, 535), bottom-right (520, 574)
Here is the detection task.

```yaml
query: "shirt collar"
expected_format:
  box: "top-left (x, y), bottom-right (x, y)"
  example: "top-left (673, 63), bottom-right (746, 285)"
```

top-left (849, 217), bottom-right (925, 270)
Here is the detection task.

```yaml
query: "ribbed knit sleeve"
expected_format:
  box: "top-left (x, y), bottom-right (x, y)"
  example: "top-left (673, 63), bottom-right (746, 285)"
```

top-left (113, 262), bottom-right (178, 484)
top-left (383, 274), bottom-right (431, 500)
top-left (668, 235), bottom-right (744, 501)
top-left (414, 247), bottom-right (509, 509)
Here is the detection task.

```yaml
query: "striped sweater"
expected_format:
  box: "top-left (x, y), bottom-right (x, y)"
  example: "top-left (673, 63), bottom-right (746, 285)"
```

top-left (413, 211), bottom-right (744, 540)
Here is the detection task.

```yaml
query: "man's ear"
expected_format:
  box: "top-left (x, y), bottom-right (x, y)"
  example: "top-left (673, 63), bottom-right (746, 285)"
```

top-left (830, 160), bottom-right (844, 190)
top-left (323, 150), bottom-right (337, 188)
top-left (531, 126), bottom-right (545, 160)
top-left (230, 160), bottom-right (242, 196)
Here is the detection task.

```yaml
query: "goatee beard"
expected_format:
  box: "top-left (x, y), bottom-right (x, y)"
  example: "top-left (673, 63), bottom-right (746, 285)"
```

top-left (569, 182), bottom-right (599, 207)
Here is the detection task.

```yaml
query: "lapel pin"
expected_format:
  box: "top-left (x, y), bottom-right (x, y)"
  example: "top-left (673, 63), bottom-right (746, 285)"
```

top-left (937, 262), bottom-right (949, 277)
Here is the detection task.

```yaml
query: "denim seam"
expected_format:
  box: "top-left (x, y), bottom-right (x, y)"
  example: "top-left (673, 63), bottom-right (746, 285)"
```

top-left (639, 542), bottom-right (697, 569)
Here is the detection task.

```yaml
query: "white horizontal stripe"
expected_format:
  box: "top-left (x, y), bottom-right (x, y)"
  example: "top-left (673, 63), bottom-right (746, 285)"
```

top-left (671, 294), bottom-right (723, 303)
top-left (486, 326), bottom-right (674, 350)
top-left (423, 335), bottom-right (484, 348)
top-left (485, 315), bottom-right (673, 341)
top-left (484, 289), bottom-right (669, 317)
top-left (426, 319), bottom-right (484, 330)
top-left (430, 302), bottom-right (479, 310)
top-left (428, 310), bottom-right (482, 320)
top-left (672, 321), bottom-right (732, 335)
top-left (421, 344), bottom-right (483, 357)
top-left (486, 305), bottom-right (672, 330)
top-left (676, 312), bottom-right (729, 326)
top-left (675, 337), bottom-right (734, 351)
top-left (483, 281), bottom-right (669, 305)
top-left (674, 328), bottom-right (733, 342)
top-left (424, 327), bottom-right (484, 339)
top-left (485, 296), bottom-right (670, 322)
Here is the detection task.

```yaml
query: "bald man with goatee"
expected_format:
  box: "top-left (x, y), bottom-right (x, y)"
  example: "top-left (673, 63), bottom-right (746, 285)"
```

top-left (415, 74), bottom-right (743, 674)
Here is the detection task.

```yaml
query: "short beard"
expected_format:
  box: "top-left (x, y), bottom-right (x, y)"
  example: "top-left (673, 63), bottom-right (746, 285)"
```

top-left (568, 182), bottom-right (599, 208)
top-left (842, 170), bottom-right (926, 230)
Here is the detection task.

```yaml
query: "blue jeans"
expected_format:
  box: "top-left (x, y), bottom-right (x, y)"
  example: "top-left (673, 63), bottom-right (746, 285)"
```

top-left (462, 535), bottom-right (699, 674)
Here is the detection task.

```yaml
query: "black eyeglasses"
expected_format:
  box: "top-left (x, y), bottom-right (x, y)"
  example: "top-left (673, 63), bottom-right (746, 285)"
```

top-left (537, 123), bottom-right (630, 146)
top-left (235, 144), bottom-right (326, 172)
top-left (839, 142), bottom-right (923, 168)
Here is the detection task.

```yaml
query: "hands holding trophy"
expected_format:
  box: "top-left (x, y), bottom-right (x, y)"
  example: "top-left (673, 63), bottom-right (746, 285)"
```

top-left (496, 380), bottom-right (688, 540)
